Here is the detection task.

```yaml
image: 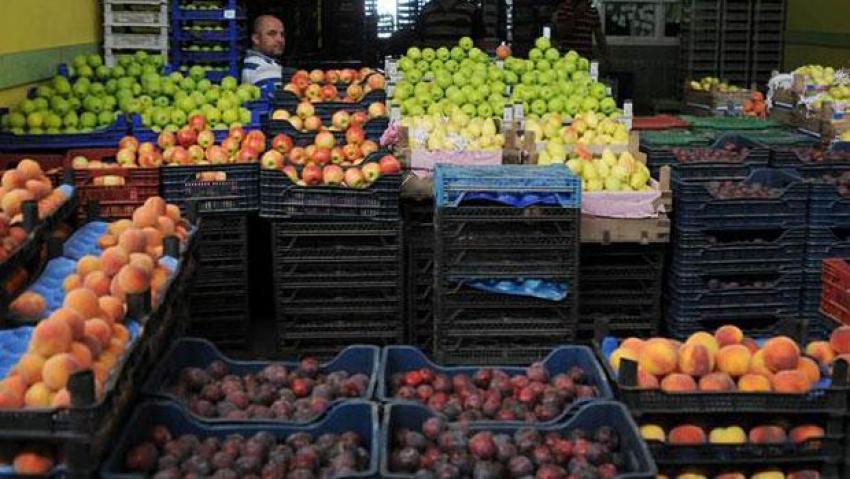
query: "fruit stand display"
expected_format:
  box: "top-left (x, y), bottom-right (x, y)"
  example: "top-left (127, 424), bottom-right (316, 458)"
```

top-left (768, 66), bottom-right (850, 143)
top-left (169, 0), bottom-right (245, 81)
top-left (684, 77), bottom-right (761, 117)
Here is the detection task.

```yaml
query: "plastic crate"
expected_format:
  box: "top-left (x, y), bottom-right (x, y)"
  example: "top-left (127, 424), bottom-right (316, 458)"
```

top-left (160, 162), bottom-right (258, 213)
top-left (271, 221), bottom-right (401, 264)
top-left (259, 169), bottom-right (401, 221)
top-left (434, 164), bottom-right (581, 209)
top-left (378, 345), bottom-right (612, 424)
top-left (433, 336), bottom-right (576, 366)
top-left (104, 3), bottom-right (168, 27)
top-left (595, 333), bottom-right (850, 415)
top-left (0, 114), bottom-right (130, 150)
top-left (671, 226), bottom-right (806, 275)
top-left (186, 314), bottom-right (249, 350)
top-left (381, 401), bottom-right (656, 479)
top-left (668, 135), bottom-right (770, 183)
top-left (265, 117), bottom-right (389, 147)
top-left (673, 169), bottom-right (807, 229)
top-left (805, 172), bottom-right (850, 228)
top-left (666, 270), bottom-right (802, 312)
top-left (104, 30), bottom-right (168, 50)
top-left (100, 400), bottom-right (379, 478)
top-left (141, 338), bottom-right (378, 418)
top-left (804, 226), bottom-right (850, 271)
top-left (270, 90), bottom-right (387, 124)
top-left (274, 260), bottom-right (400, 288)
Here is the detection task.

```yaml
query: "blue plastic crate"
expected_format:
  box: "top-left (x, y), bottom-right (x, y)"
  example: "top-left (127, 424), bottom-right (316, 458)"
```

top-left (141, 338), bottom-right (379, 422)
top-left (170, 0), bottom-right (245, 22)
top-left (434, 164), bottom-right (582, 209)
top-left (378, 345), bottom-right (612, 425)
top-left (380, 401), bottom-right (656, 479)
top-left (673, 169), bottom-right (807, 229)
top-left (160, 163), bottom-right (259, 214)
top-left (100, 400), bottom-right (379, 479)
top-left (0, 114), bottom-right (130, 150)
top-left (25, 257), bottom-right (77, 317)
top-left (666, 271), bottom-right (802, 315)
top-left (62, 221), bottom-right (109, 260)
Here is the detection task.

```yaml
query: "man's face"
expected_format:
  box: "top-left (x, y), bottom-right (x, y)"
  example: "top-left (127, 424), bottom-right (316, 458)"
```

top-left (253, 17), bottom-right (285, 57)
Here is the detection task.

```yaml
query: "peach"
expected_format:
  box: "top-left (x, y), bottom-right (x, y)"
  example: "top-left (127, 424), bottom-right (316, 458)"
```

top-left (10, 292), bottom-right (45, 319)
top-left (84, 318), bottom-right (113, 349)
top-left (796, 357), bottom-right (821, 385)
top-left (99, 351), bottom-right (118, 370)
top-left (660, 373), bottom-right (697, 393)
top-left (151, 266), bottom-right (170, 292)
top-left (49, 308), bottom-right (85, 340)
top-left (83, 271), bottom-right (111, 297)
top-left (640, 424), bottom-right (665, 442)
top-left (748, 425), bottom-right (787, 444)
top-left (132, 206), bottom-right (159, 229)
top-left (668, 424), bottom-right (707, 445)
top-left (99, 296), bottom-right (125, 323)
top-left (107, 337), bottom-right (125, 356)
top-left (107, 218), bottom-right (133, 237)
top-left (69, 342), bottom-right (93, 369)
top-left (638, 338), bottom-right (678, 376)
top-left (100, 246), bottom-right (129, 277)
top-left (16, 158), bottom-right (43, 181)
top-left (1, 170), bottom-right (24, 190)
top-left (708, 426), bottom-right (746, 444)
top-left (76, 255), bottom-right (100, 277)
top-left (675, 474), bottom-right (707, 479)
top-left (738, 373), bottom-right (772, 392)
top-left (118, 227), bottom-right (147, 253)
top-left (117, 264), bottom-right (150, 295)
top-left (42, 353), bottom-right (81, 391)
top-left (698, 372), bottom-right (736, 392)
top-left (142, 226), bottom-right (163, 248)
top-left (25, 179), bottom-right (51, 200)
top-left (15, 353), bottom-right (45, 385)
top-left (64, 287), bottom-right (102, 319)
top-left (678, 343), bottom-right (714, 377)
top-left (609, 347), bottom-right (638, 372)
top-left (806, 341), bottom-right (835, 366)
top-left (146, 245), bottom-right (163, 259)
top-left (716, 344), bottom-right (752, 377)
top-left (787, 471), bottom-right (821, 479)
top-left (12, 447), bottom-right (54, 475)
top-left (157, 216), bottom-right (175, 235)
top-left (750, 349), bottom-right (774, 377)
top-left (741, 337), bottom-right (759, 354)
top-left (165, 203), bottom-right (181, 222)
top-left (763, 336), bottom-right (801, 372)
top-left (92, 362), bottom-right (110, 385)
top-left (829, 326), bottom-right (850, 354)
top-left (771, 370), bottom-right (811, 394)
top-left (1, 375), bottom-right (27, 400)
top-left (112, 323), bottom-right (130, 344)
top-left (63, 273), bottom-right (82, 292)
top-left (0, 378), bottom-right (25, 408)
top-left (81, 334), bottom-right (103, 358)
top-left (31, 318), bottom-right (72, 356)
top-left (129, 252), bottom-right (155, 275)
top-left (715, 325), bottom-right (744, 347)
top-left (97, 234), bottom-right (117, 249)
top-left (51, 388), bottom-right (70, 407)
top-left (620, 337), bottom-right (645, 353)
top-left (637, 369), bottom-right (659, 389)
top-left (24, 382), bottom-right (52, 408)
top-left (751, 471), bottom-right (785, 479)
top-left (714, 474), bottom-right (746, 479)
top-left (144, 196), bottom-right (167, 215)
top-left (789, 424), bottom-right (824, 444)
top-left (685, 331), bottom-right (719, 357)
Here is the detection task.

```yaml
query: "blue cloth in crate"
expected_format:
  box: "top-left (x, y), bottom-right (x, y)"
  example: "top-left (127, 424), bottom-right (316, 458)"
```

top-left (63, 221), bottom-right (109, 259)
top-left (469, 278), bottom-right (569, 301)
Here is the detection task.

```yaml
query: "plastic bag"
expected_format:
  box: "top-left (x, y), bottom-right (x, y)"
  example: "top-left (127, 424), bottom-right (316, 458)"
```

top-left (468, 279), bottom-right (569, 301)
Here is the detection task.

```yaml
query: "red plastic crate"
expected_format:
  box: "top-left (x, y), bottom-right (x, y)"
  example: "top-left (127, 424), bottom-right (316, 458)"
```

top-left (632, 115), bottom-right (690, 130)
top-left (65, 148), bottom-right (160, 221)
top-left (821, 258), bottom-right (850, 325)
top-left (0, 152), bottom-right (65, 186)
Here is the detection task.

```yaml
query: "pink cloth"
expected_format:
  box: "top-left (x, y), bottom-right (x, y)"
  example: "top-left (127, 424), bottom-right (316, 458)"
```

top-left (581, 179), bottom-right (665, 218)
top-left (409, 150), bottom-right (503, 177)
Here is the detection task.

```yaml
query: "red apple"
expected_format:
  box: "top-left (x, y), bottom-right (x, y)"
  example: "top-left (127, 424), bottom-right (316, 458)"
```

top-left (330, 147), bottom-right (345, 164)
top-left (222, 136), bottom-right (240, 156)
top-left (287, 116), bottom-right (303, 131)
top-left (322, 164), bottom-right (344, 185)
top-left (314, 131), bottom-right (336, 149)
top-left (162, 146), bottom-right (176, 164)
top-left (177, 126), bottom-right (197, 148)
top-left (360, 140), bottom-right (379, 157)
top-left (228, 125), bottom-right (245, 142)
top-left (261, 150), bottom-right (283, 170)
top-left (272, 134), bottom-right (294, 154)
top-left (362, 162), bottom-right (380, 182)
top-left (296, 101), bottom-right (315, 120)
top-left (379, 155), bottom-right (401, 174)
top-left (188, 145), bottom-right (205, 164)
top-left (345, 125), bottom-right (366, 146)
top-left (344, 167), bottom-right (366, 188)
top-left (367, 73), bottom-right (385, 90)
top-left (157, 131), bottom-right (176, 149)
top-left (244, 130), bottom-right (266, 153)
top-left (188, 114), bottom-right (207, 132)
top-left (304, 145), bottom-right (317, 161)
top-left (320, 84), bottom-right (338, 101)
top-left (138, 141), bottom-right (156, 157)
top-left (288, 147), bottom-right (306, 166)
top-left (325, 70), bottom-right (340, 84)
top-left (195, 130), bottom-right (214, 148)
top-left (309, 69), bottom-right (324, 83)
top-left (171, 146), bottom-right (189, 165)
top-left (302, 163), bottom-right (322, 185)
top-left (342, 143), bottom-right (361, 162)
top-left (305, 84), bottom-right (322, 102)
top-left (346, 84), bottom-right (363, 100)
top-left (293, 73), bottom-right (309, 92)
top-left (304, 115), bottom-right (322, 132)
top-left (119, 136), bottom-right (139, 152)
top-left (312, 147), bottom-right (331, 166)
top-left (283, 82), bottom-right (301, 97)
top-left (339, 69), bottom-right (355, 84)
top-left (368, 102), bottom-right (387, 119)
top-left (138, 152), bottom-right (158, 167)
top-left (282, 165), bottom-right (299, 183)
top-left (206, 145), bottom-right (228, 164)
top-left (350, 112), bottom-right (368, 128)
top-left (116, 147), bottom-right (136, 166)
top-left (236, 147), bottom-right (258, 163)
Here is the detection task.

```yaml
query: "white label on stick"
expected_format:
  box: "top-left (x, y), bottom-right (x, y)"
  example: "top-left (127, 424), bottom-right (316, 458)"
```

top-left (223, 9), bottom-right (236, 19)
top-left (542, 27), bottom-right (551, 39)
top-left (623, 100), bottom-right (633, 117)
top-left (590, 62), bottom-right (599, 81)
top-left (503, 105), bottom-right (513, 124)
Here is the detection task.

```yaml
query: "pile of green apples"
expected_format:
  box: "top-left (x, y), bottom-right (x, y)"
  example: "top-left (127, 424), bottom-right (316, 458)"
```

top-left (390, 36), bottom-right (620, 121)
top-left (0, 51), bottom-right (261, 136)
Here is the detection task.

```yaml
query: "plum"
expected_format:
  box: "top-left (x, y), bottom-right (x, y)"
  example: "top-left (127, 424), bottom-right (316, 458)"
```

top-left (211, 450), bottom-right (235, 470)
top-left (531, 445), bottom-right (554, 465)
top-left (594, 426), bottom-right (619, 451)
top-left (216, 400), bottom-right (238, 418)
top-left (287, 468), bottom-right (316, 479)
top-left (293, 446), bottom-right (319, 470)
top-left (392, 447), bottom-right (421, 472)
top-left (211, 469), bottom-right (239, 479)
top-left (234, 455), bottom-right (262, 475)
top-left (513, 428), bottom-right (540, 453)
top-left (226, 390), bottom-right (250, 409)
top-left (125, 442), bottom-right (158, 472)
top-left (597, 463), bottom-right (618, 479)
top-left (181, 455), bottom-right (212, 476)
top-left (157, 454), bottom-right (179, 471)
top-left (414, 470), bottom-right (436, 479)
top-left (422, 417), bottom-right (446, 440)
top-left (403, 431), bottom-right (430, 450)
top-left (151, 425), bottom-right (172, 447)
top-left (299, 358), bottom-right (320, 378)
top-left (508, 455), bottom-right (534, 477)
top-left (433, 462), bottom-right (460, 479)
top-left (181, 367), bottom-right (212, 390)
top-left (261, 463), bottom-right (287, 479)
top-left (152, 468), bottom-right (180, 479)
top-left (473, 460), bottom-right (504, 478)
top-left (468, 432), bottom-right (497, 460)
top-left (535, 464), bottom-right (566, 479)
top-left (207, 360), bottom-right (228, 379)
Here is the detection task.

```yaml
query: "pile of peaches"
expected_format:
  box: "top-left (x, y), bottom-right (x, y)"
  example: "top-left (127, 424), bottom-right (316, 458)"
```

top-left (283, 68), bottom-right (385, 103)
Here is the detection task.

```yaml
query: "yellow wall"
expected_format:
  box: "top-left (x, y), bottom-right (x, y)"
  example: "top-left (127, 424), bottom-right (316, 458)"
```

top-left (0, 0), bottom-right (100, 106)
top-left (784, 0), bottom-right (850, 69)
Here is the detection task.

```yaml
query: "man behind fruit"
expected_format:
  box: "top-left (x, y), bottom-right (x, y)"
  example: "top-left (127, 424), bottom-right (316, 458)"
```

top-left (242, 14), bottom-right (285, 93)
top-left (551, 0), bottom-right (607, 61)
top-left (416, 0), bottom-right (481, 48)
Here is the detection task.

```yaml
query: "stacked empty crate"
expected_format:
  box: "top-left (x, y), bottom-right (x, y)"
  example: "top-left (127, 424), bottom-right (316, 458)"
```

top-left (665, 136), bottom-right (813, 338)
top-left (432, 165), bottom-right (581, 365)
top-left (403, 197), bottom-right (435, 353)
top-left (169, 0), bottom-right (244, 81)
top-left (103, 0), bottom-right (169, 67)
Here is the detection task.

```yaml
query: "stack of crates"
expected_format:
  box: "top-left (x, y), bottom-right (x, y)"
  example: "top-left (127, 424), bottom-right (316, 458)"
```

top-left (103, 0), bottom-right (169, 67)
top-left (186, 214), bottom-right (251, 350)
top-left (666, 168), bottom-right (808, 338)
top-left (169, 0), bottom-right (245, 81)
top-left (679, 0), bottom-right (722, 85)
top-left (433, 165), bottom-right (581, 365)
top-left (751, 0), bottom-right (785, 85)
top-left (402, 198), bottom-right (435, 353)
top-left (718, 0), bottom-right (752, 86)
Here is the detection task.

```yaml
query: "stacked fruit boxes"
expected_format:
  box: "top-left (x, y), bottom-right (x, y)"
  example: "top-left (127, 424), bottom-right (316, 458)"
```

top-left (402, 198), bottom-right (435, 353)
top-left (666, 169), bottom-right (809, 338)
top-left (103, 0), bottom-right (169, 67)
top-left (751, 0), bottom-right (785, 85)
top-left (186, 214), bottom-right (251, 350)
top-left (718, 0), bottom-right (752, 86)
top-left (169, 0), bottom-right (245, 81)
top-left (432, 165), bottom-right (581, 365)
top-left (679, 0), bottom-right (722, 86)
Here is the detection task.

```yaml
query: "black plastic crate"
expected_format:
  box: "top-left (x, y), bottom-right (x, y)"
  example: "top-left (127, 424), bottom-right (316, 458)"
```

top-left (804, 226), bottom-right (850, 271)
top-left (667, 271), bottom-right (802, 314)
top-left (665, 313), bottom-right (806, 341)
top-left (577, 317), bottom-right (659, 341)
top-left (807, 180), bottom-right (850, 228)
top-left (160, 163), bottom-right (259, 214)
top-left (434, 336), bottom-right (571, 366)
top-left (271, 220), bottom-right (402, 262)
top-left (265, 117), bottom-right (388, 146)
top-left (260, 169), bottom-right (401, 221)
top-left (273, 260), bottom-right (401, 288)
top-left (671, 226), bottom-right (806, 275)
top-left (187, 314), bottom-right (249, 350)
top-left (270, 89), bottom-right (387, 123)
top-left (673, 169), bottom-right (808, 229)
top-left (581, 244), bottom-right (666, 280)
top-left (194, 213), bottom-right (248, 242)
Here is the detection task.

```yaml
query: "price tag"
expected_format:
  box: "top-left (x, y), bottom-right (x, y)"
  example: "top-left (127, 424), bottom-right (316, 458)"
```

top-left (542, 27), bottom-right (551, 39)
top-left (606, 87), bottom-right (612, 95)
top-left (590, 61), bottom-right (599, 81)
top-left (223, 9), bottom-right (236, 19)
top-left (513, 103), bottom-right (524, 129)
top-left (504, 85), bottom-right (511, 96)
top-left (621, 117), bottom-right (633, 130)
top-left (385, 57), bottom-right (398, 80)
top-left (623, 100), bottom-right (633, 118)
top-left (497, 60), bottom-right (504, 69)
top-left (502, 105), bottom-right (514, 124)
top-left (390, 106), bottom-right (401, 122)
top-left (386, 82), bottom-right (396, 97)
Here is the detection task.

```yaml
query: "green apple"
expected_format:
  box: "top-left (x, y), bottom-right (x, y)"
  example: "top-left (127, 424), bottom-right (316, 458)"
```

top-left (535, 37), bottom-right (551, 50)
top-left (180, 77), bottom-right (196, 91)
top-left (221, 76), bottom-right (238, 91)
top-left (8, 112), bottom-right (26, 128)
top-left (477, 103), bottom-right (493, 118)
top-left (444, 59), bottom-right (459, 72)
top-left (430, 59), bottom-right (444, 72)
top-left (461, 103), bottom-right (477, 116)
top-left (548, 96), bottom-right (565, 114)
top-left (394, 82), bottom-right (414, 101)
top-left (447, 87), bottom-right (465, 105)
top-left (578, 58), bottom-right (590, 71)
top-left (531, 99), bottom-right (548, 116)
top-left (405, 68), bottom-right (423, 84)
top-left (536, 59), bottom-right (551, 72)
top-left (406, 47), bottom-right (422, 61)
top-left (189, 65), bottom-right (206, 80)
top-left (62, 111), bottom-right (78, 128)
top-left (590, 82), bottom-right (607, 99)
top-left (450, 47), bottom-right (465, 61)
top-left (435, 71), bottom-right (453, 89)
top-left (545, 48), bottom-right (560, 61)
top-left (521, 71), bottom-right (537, 86)
top-left (600, 97), bottom-right (617, 114)
top-left (504, 71), bottom-right (519, 85)
top-left (154, 96), bottom-right (170, 107)
top-left (398, 57), bottom-right (415, 72)
top-left (80, 111), bottom-right (97, 128)
top-left (529, 48), bottom-right (543, 61)
top-left (436, 47), bottom-right (450, 61)
top-left (416, 60), bottom-right (430, 73)
top-left (459, 36), bottom-right (474, 50)
top-left (87, 55), bottom-right (104, 68)
top-left (33, 98), bottom-right (48, 111)
top-left (430, 85), bottom-right (445, 101)
top-left (582, 97), bottom-right (599, 112)
top-left (97, 111), bottom-right (114, 126)
top-left (422, 48), bottom-right (436, 61)
top-left (452, 72), bottom-right (469, 87)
